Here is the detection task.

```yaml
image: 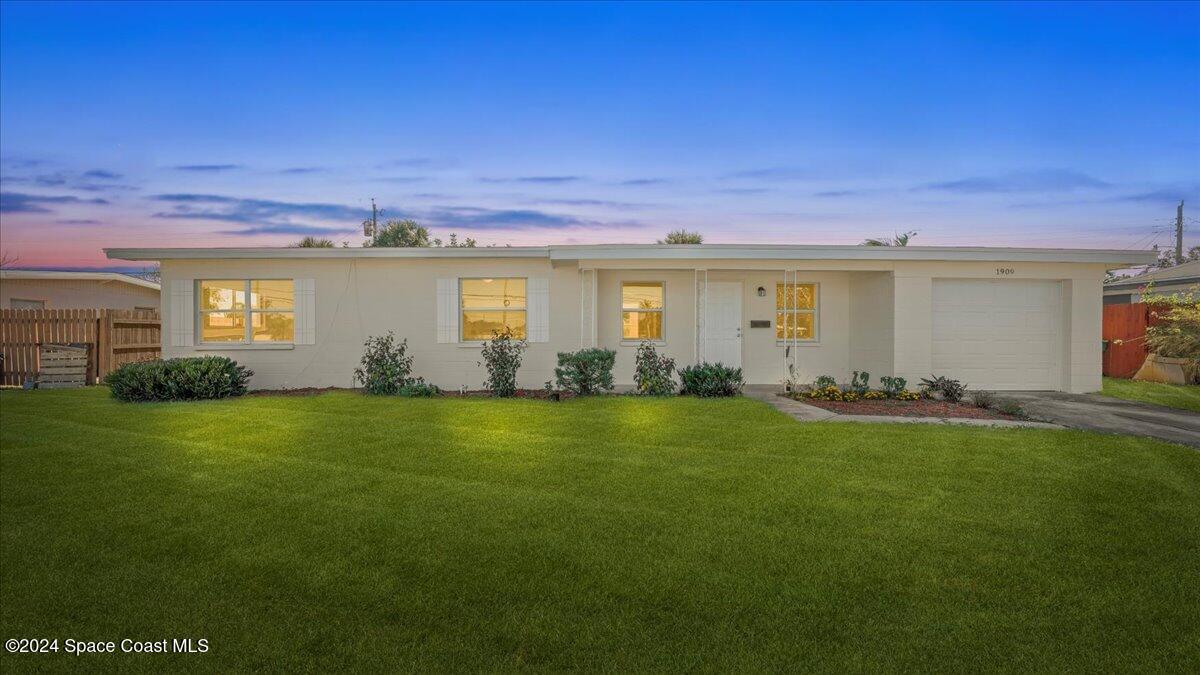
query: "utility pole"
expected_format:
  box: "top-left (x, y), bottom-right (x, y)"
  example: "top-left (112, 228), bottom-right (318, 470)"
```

top-left (1175, 200), bottom-right (1185, 265)
top-left (363, 198), bottom-right (380, 238)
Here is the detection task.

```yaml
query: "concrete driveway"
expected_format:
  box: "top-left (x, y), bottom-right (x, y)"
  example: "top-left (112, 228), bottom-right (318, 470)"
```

top-left (1002, 391), bottom-right (1200, 448)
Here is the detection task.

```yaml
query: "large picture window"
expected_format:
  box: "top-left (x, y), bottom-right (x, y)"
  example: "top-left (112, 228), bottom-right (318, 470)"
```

top-left (199, 279), bottom-right (295, 343)
top-left (622, 282), bottom-right (664, 340)
top-left (461, 278), bottom-right (526, 341)
top-left (776, 282), bottom-right (817, 341)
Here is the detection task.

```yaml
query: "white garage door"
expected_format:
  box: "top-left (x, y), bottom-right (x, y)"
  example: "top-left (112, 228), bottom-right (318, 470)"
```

top-left (932, 280), bottom-right (1062, 390)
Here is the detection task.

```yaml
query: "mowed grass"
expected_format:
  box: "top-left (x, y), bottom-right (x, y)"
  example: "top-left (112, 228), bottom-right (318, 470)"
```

top-left (1, 388), bottom-right (1198, 672)
top-left (1102, 376), bottom-right (1200, 413)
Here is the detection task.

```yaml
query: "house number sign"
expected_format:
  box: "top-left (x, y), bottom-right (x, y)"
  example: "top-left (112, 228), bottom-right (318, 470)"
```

top-left (995, 267), bottom-right (1015, 276)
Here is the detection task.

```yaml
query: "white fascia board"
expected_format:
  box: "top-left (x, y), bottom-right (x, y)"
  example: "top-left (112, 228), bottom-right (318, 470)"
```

top-left (549, 245), bottom-right (1157, 265)
top-left (105, 246), bottom-right (551, 261)
top-left (105, 244), bottom-right (1156, 267)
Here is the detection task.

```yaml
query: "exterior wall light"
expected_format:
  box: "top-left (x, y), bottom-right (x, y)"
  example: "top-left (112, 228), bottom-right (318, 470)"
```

top-left (757, 286), bottom-right (766, 297)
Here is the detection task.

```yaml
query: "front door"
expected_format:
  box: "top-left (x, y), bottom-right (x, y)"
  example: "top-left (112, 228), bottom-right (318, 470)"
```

top-left (705, 282), bottom-right (742, 368)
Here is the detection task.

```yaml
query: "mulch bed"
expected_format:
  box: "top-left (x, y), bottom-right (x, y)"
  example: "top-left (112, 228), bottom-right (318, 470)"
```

top-left (795, 396), bottom-right (1017, 420)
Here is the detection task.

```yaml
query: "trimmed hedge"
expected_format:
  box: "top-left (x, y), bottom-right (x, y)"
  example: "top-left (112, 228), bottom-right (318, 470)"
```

top-left (554, 348), bottom-right (616, 395)
top-left (105, 356), bottom-right (253, 402)
top-left (678, 362), bottom-right (744, 398)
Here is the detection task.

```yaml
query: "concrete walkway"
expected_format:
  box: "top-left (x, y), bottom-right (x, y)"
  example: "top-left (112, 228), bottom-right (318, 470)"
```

top-left (743, 386), bottom-right (1062, 430)
top-left (1001, 391), bottom-right (1200, 448)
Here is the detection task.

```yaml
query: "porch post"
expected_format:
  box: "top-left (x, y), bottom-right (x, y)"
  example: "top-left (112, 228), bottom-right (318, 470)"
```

top-left (580, 268), bottom-right (596, 348)
top-left (695, 269), bottom-right (708, 363)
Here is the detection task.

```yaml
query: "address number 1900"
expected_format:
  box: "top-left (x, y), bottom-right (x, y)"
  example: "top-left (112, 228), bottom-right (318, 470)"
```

top-left (995, 267), bottom-right (1015, 275)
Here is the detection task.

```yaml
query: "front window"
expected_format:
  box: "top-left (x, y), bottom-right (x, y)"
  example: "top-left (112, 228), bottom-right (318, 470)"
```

top-left (199, 279), bottom-right (294, 343)
top-left (776, 282), bottom-right (817, 341)
top-left (461, 278), bottom-right (526, 340)
top-left (622, 282), bottom-right (664, 340)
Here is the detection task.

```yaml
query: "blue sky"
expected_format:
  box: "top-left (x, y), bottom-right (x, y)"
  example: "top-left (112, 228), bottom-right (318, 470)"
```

top-left (1, 1), bottom-right (1197, 268)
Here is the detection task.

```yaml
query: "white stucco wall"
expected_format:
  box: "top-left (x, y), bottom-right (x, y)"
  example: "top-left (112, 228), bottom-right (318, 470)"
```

top-left (158, 256), bottom-right (1111, 393)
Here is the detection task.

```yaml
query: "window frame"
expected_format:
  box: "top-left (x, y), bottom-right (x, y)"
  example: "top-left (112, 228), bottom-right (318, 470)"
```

top-left (620, 280), bottom-right (666, 343)
top-left (196, 279), bottom-right (296, 345)
top-left (459, 277), bottom-right (528, 342)
top-left (775, 281), bottom-right (820, 343)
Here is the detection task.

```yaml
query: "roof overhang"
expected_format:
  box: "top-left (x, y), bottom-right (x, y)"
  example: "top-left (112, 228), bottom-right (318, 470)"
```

top-left (104, 244), bottom-right (1155, 267)
top-left (0, 269), bottom-right (160, 291)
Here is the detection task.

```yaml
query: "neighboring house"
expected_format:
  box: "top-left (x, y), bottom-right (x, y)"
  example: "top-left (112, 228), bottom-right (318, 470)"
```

top-left (0, 270), bottom-right (160, 310)
top-left (1104, 260), bottom-right (1200, 304)
top-left (106, 244), bottom-right (1153, 393)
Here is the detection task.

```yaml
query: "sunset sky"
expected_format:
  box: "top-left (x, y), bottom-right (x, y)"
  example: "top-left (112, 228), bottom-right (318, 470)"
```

top-left (1, 1), bottom-right (1197, 271)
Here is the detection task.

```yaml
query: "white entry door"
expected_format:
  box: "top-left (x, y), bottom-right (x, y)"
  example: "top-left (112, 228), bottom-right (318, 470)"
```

top-left (705, 282), bottom-right (743, 368)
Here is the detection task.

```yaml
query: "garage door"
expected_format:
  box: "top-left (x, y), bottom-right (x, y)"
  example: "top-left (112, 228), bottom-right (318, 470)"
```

top-left (932, 280), bottom-right (1062, 390)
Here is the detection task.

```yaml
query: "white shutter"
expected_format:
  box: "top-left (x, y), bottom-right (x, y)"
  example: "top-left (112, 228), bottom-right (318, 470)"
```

top-left (527, 277), bottom-right (550, 342)
top-left (436, 278), bottom-right (459, 343)
top-left (294, 278), bottom-right (316, 345)
top-left (170, 279), bottom-right (195, 347)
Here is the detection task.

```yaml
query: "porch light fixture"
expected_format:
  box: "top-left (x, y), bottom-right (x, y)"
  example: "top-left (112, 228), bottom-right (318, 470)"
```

top-left (757, 286), bottom-right (766, 297)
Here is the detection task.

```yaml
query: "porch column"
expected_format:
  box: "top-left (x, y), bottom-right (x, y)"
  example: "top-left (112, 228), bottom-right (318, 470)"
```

top-left (892, 272), bottom-right (932, 384)
top-left (580, 268), bottom-right (596, 348)
top-left (694, 269), bottom-right (707, 362)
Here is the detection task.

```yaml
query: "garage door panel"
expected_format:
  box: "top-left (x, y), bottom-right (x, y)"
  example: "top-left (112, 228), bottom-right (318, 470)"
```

top-left (932, 280), bottom-right (1062, 391)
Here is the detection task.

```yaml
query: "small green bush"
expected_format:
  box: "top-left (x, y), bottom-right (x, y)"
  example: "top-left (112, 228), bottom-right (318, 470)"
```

top-left (554, 348), bottom-right (616, 395)
top-left (849, 370), bottom-right (870, 395)
top-left (479, 331), bottom-right (526, 397)
top-left (634, 341), bottom-right (677, 395)
top-left (920, 375), bottom-right (967, 403)
top-left (679, 362), bottom-right (744, 397)
top-left (879, 376), bottom-right (907, 398)
top-left (105, 356), bottom-right (253, 402)
top-left (354, 332), bottom-right (418, 395)
top-left (813, 375), bottom-right (837, 390)
top-left (398, 381), bottom-right (440, 397)
top-left (971, 390), bottom-right (997, 409)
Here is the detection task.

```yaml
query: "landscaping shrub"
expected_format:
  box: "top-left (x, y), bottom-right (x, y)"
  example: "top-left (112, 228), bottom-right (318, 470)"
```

top-left (879, 376), bottom-right (907, 398)
top-left (895, 390), bottom-right (921, 401)
top-left (862, 390), bottom-right (887, 400)
top-left (920, 375), bottom-right (967, 403)
top-left (813, 375), bottom-right (837, 390)
top-left (849, 371), bottom-right (870, 395)
top-left (105, 356), bottom-right (252, 402)
top-left (354, 332), bottom-right (419, 395)
top-left (679, 362), bottom-right (744, 397)
top-left (971, 390), bottom-right (997, 409)
top-left (397, 381), bottom-right (440, 397)
top-left (634, 341), bottom-right (677, 395)
top-left (480, 331), bottom-right (526, 397)
top-left (554, 348), bottom-right (616, 395)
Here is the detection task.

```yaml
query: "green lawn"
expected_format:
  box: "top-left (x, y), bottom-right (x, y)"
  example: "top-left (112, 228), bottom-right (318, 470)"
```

top-left (1102, 376), bottom-right (1200, 413)
top-left (2, 389), bottom-right (1198, 672)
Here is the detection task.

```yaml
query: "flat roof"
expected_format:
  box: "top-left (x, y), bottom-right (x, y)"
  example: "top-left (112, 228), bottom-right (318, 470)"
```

top-left (0, 269), bottom-right (160, 291)
top-left (105, 244), bottom-right (1156, 266)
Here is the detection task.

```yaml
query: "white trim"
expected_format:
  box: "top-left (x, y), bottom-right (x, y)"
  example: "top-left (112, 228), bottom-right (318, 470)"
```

top-left (527, 277), bottom-right (550, 342)
top-left (169, 279), bottom-right (194, 347)
top-left (295, 278), bottom-right (316, 345)
top-left (105, 244), bottom-right (1156, 266)
top-left (436, 278), bottom-right (459, 344)
top-left (193, 344), bottom-right (295, 351)
top-left (1, 269), bottom-right (160, 291)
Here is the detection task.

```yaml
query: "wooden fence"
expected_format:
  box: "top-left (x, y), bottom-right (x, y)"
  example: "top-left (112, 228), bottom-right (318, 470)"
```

top-left (0, 309), bottom-right (160, 386)
top-left (1102, 302), bottom-right (1165, 378)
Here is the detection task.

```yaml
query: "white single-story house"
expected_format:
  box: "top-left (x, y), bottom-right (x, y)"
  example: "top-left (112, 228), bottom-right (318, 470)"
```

top-left (0, 269), bottom-right (161, 310)
top-left (1104, 260), bottom-right (1200, 305)
top-left (105, 245), bottom-right (1154, 393)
